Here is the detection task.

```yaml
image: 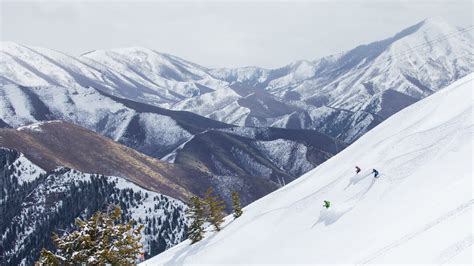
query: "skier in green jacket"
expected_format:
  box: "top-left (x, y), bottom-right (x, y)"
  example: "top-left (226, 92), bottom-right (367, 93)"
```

top-left (323, 200), bottom-right (331, 209)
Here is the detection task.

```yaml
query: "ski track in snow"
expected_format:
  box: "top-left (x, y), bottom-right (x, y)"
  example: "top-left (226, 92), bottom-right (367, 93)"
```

top-left (357, 199), bottom-right (474, 265)
top-left (436, 234), bottom-right (473, 265)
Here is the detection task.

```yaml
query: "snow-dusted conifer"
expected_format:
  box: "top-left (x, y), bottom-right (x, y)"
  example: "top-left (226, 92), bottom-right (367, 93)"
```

top-left (186, 196), bottom-right (206, 244)
top-left (36, 206), bottom-right (143, 265)
top-left (231, 191), bottom-right (243, 218)
top-left (204, 188), bottom-right (225, 231)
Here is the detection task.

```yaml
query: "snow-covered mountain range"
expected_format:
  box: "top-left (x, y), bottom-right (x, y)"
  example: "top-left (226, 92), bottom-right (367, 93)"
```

top-left (0, 89), bottom-right (342, 204)
top-left (1, 16), bottom-right (472, 265)
top-left (143, 71), bottom-right (473, 265)
top-left (2, 118), bottom-right (342, 205)
top-left (180, 17), bottom-right (473, 142)
top-left (0, 148), bottom-right (188, 265)
top-left (2, 17), bottom-right (472, 142)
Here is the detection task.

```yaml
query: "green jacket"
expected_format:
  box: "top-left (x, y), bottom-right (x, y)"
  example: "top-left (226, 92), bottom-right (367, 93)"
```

top-left (323, 200), bottom-right (331, 208)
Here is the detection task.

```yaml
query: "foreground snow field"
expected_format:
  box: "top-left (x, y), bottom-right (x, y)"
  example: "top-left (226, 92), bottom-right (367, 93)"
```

top-left (143, 73), bottom-right (473, 265)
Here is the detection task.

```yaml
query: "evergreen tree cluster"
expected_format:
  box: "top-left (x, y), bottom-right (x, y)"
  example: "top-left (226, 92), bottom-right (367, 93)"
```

top-left (36, 206), bottom-right (143, 265)
top-left (187, 188), bottom-right (243, 244)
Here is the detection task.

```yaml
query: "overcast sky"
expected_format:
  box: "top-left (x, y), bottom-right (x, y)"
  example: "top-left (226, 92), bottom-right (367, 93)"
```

top-left (1, 0), bottom-right (472, 68)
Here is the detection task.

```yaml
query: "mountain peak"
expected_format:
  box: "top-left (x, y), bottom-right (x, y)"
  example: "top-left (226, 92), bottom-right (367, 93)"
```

top-left (82, 45), bottom-right (205, 71)
top-left (82, 46), bottom-right (162, 59)
top-left (106, 46), bottom-right (160, 55)
top-left (386, 17), bottom-right (459, 45)
top-left (416, 16), bottom-right (462, 35)
top-left (419, 16), bottom-right (451, 27)
top-left (0, 41), bottom-right (27, 52)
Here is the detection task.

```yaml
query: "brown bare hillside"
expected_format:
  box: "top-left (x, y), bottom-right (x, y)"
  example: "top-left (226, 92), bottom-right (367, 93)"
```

top-left (0, 121), bottom-right (211, 201)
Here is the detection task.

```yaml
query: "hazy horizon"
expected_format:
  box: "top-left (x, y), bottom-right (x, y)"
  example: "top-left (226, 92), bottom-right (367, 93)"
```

top-left (1, 0), bottom-right (472, 68)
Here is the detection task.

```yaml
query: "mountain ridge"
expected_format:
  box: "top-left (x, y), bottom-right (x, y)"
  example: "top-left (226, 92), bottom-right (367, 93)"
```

top-left (0, 112), bottom-right (341, 208)
top-left (0, 120), bottom-right (199, 201)
top-left (2, 17), bottom-right (472, 143)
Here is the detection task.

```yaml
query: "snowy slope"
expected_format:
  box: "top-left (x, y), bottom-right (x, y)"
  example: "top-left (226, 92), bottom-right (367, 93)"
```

top-left (0, 83), bottom-right (214, 158)
top-left (82, 47), bottom-right (228, 105)
top-left (143, 74), bottom-right (473, 264)
top-left (0, 42), bottom-right (227, 107)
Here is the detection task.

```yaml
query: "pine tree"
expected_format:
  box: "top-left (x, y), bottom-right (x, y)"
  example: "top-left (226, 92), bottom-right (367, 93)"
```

top-left (36, 206), bottom-right (143, 265)
top-left (186, 196), bottom-right (205, 244)
top-left (37, 249), bottom-right (61, 265)
top-left (231, 191), bottom-right (243, 218)
top-left (204, 188), bottom-right (225, 232)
